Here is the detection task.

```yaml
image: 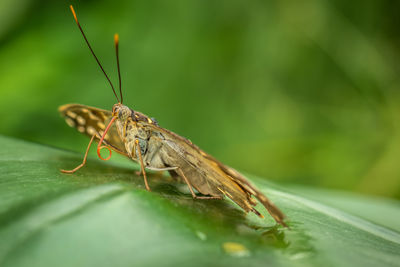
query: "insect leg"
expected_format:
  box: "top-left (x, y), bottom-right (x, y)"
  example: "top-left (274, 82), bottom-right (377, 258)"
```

top-left (176, 168), bottom-right (222, 200)
top-left (135, 139), bottom-right (151, 191)
top-left (61, 134), bottom-right (96, 174)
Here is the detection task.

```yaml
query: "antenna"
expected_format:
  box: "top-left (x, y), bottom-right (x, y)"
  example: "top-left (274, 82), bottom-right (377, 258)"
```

top-left (114, 34), bottom-right (123, 103)
top-left (69, 5), bottom-right (120, 103)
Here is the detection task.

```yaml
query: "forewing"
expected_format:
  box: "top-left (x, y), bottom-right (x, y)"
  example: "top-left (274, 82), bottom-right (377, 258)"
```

top-left (144, 122), bottom-right (286, 226)
top-left (59, 104), bottom-right (128, 156)
top-left (203, 154), bottom-right (287, 226)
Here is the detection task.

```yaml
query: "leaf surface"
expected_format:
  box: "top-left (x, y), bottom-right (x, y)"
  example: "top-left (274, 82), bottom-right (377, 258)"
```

top-left (0, 135), bottom-right (399, 267)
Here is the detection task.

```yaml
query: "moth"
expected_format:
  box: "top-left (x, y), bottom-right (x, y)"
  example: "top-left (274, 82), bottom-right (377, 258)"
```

top-left (60, 5), bottom-right (287, 227)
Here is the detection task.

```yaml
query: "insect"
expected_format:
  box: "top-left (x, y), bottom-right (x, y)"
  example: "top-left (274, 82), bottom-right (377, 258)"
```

top-left (60, 5), bottom-right (287, 227)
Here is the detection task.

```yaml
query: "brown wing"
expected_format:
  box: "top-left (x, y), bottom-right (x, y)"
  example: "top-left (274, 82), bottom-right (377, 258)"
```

top-left (144, 123), bottom-right (287, 227)
top-left (202, 154), bottom-right (287, 227)
top-left (59, 104), bottom-right (128, 156)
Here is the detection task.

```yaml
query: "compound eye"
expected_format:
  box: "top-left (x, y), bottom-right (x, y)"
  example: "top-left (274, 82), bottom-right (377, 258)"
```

top-left (112, 105), bottom-right (118, 114)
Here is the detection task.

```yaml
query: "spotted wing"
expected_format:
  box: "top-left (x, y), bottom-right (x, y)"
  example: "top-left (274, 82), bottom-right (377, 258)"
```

top-left (59, 104), bottom-right (128, 156)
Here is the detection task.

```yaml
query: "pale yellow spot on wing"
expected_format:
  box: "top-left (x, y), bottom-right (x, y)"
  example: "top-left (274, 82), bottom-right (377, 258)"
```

top-left (66, 111), bottom-right (77, 119)
top-left (76, 115), bottom-right (86, 125)
top-left (81, 108), bottom-right (89, 113)
top-left (77, 126), bottom-right (85, 133)
top-left (65, 118), bottom-right (75, 127)
top-left (87, 126), bottom-right (96, 136)
top-left (88, 111), bottom-right (99, 120)
top-left (147, 118), bottom-right (152, 123)
top-left (97, 122), bottom-right (105, 129)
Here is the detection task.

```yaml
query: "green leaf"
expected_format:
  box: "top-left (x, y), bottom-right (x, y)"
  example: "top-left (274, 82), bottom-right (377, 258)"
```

top-left (0, 135), bottom-right (399, 267)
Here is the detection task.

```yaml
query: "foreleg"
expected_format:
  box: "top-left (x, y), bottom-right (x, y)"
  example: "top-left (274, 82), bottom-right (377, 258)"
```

top-left (61, 134), bottom-right (96, 174)
top-left (135, 139), bottom-right (151, 191)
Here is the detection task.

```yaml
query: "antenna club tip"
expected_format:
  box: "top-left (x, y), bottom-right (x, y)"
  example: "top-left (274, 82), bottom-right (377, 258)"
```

top-left (69, 5), bottom-right (78, 21)
top-left (114, 34), bottom-right (119, 43)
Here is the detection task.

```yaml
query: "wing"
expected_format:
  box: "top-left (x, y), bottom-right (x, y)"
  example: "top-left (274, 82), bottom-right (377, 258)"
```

top-left (144, 122), bottom-right (287, 227)
top-left (59, 104), bottom-right (128, 156)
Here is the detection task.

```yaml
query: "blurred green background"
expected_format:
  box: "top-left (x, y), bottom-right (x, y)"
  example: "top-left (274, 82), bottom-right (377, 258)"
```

top-left (0, 0), bottom-right (399, 199)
